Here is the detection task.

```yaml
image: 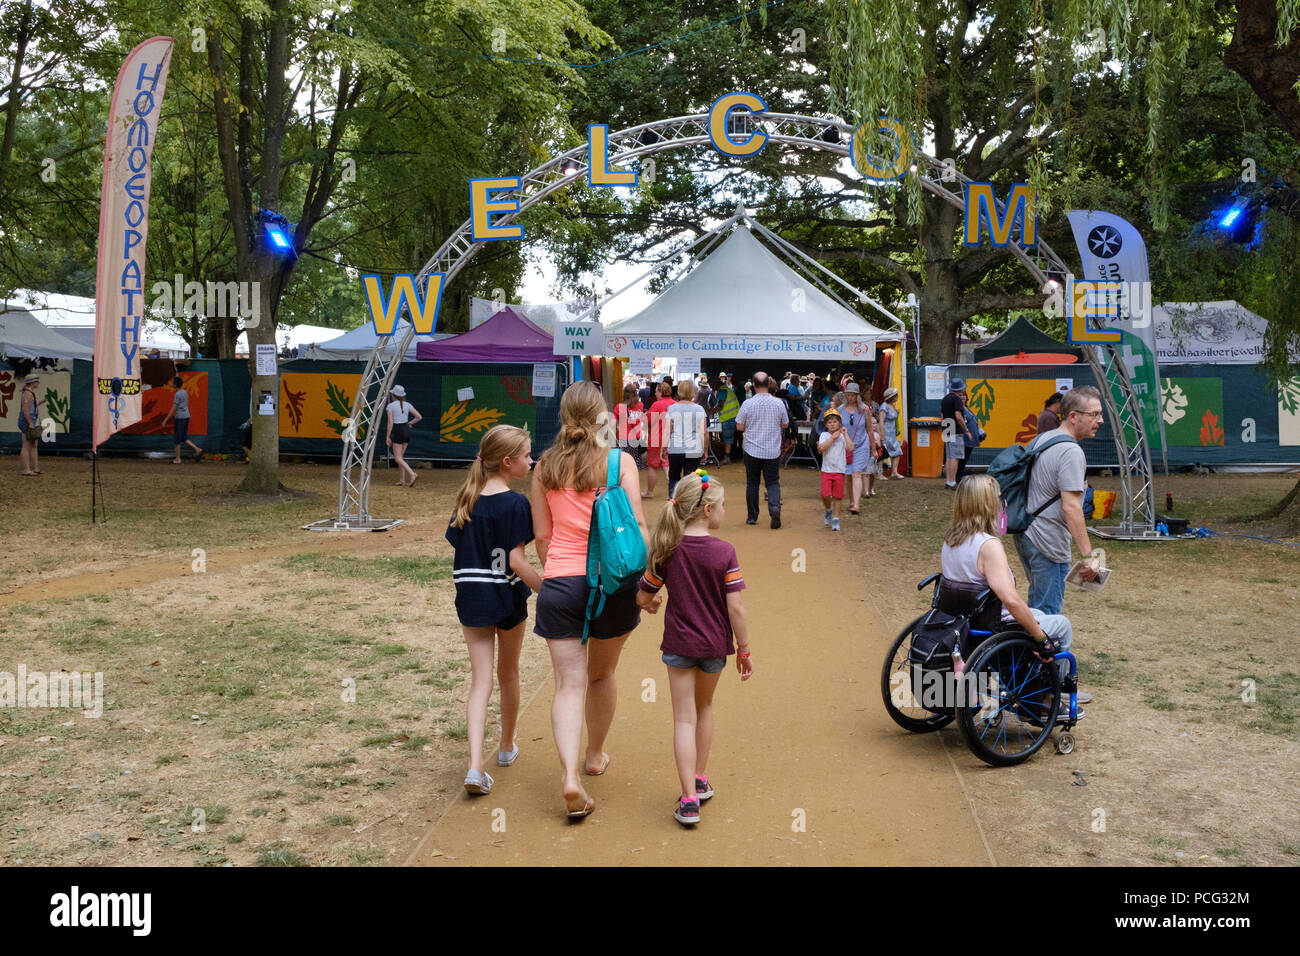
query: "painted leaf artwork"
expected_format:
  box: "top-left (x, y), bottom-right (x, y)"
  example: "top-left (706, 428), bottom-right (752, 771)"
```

top-left (964, 378), bottom-right (1058, 448)
top-left (1015, 413), bottom-right (1038, 445)
top-left (1279, 375), bottom-right (1300, 447)
top-left (1160, 377), bottom-right (1224, 446)
top-left (1199, 409), bottom-right (1224, 446)
top-left (967, 379), bottom-right (995, 424)
top-left (0, 370), bottom-right (72, 434)
top-left (277, 372), bottom-right (363, 439)
top-left (123, 371), bottom-right (207, 436)
top-left (439, 375), bottom-right (536, 445)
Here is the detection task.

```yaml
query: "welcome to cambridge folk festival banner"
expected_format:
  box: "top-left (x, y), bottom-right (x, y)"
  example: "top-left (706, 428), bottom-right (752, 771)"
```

top-left (93, 37), bottom-right (174, 450)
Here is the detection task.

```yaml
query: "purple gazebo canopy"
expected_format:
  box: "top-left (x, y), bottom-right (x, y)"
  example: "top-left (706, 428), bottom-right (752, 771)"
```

top-left (415, 307), bottom-right (563, 362)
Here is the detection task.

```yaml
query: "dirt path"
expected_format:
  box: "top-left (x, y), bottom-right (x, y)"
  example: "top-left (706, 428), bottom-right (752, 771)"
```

top-left (406, 466), bottom-right (994, 866)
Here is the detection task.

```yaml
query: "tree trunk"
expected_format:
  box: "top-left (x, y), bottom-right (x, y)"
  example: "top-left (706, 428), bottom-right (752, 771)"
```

top-left (918, 198), bottom-right (964, 364)
top-left (1226, 0), bottom-right (1300, 142)
top-left (237, 268), bottom-right (283, 494)
top-left (1249, 475), bottom-right (1300, 533)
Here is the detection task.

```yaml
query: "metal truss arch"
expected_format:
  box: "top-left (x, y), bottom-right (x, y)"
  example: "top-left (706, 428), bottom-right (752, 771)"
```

top-left (318, 110), bottom-right (1154, 537)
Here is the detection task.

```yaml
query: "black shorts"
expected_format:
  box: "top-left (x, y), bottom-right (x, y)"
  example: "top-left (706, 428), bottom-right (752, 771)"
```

top-left (173, 418), bottom-right (189, 443)
top-left (533, 575), bottom-right (641, 640)
top-left (391, 422), bottom-right (411, 444)
top-left (458, 599), bottom-right (527, 631)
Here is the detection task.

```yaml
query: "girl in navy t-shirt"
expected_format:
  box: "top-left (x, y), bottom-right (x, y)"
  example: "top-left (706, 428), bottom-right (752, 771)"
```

top-left (446, 425), bottom-right (542, 797)
top-left (636, 470), bottom-right (752, 827)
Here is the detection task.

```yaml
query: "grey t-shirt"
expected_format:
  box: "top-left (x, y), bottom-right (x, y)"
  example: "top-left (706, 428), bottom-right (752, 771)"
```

top-left (665, 401), bottom-right (707, 456)
top-left (172, 388), bottom-right (191, 420)
top-left (1024, 429), bottom-right (1085, 564)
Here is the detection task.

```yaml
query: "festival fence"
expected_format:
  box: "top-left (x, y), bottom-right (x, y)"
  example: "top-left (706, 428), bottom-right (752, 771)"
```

top-left (908, 362), bottom-right (1300, 470)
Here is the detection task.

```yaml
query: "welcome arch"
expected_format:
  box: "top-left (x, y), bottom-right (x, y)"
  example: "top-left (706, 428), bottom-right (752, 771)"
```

top-left (314, 110), bottom-right (1156, 538)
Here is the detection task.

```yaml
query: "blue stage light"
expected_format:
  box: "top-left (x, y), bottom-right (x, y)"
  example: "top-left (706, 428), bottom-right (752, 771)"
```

top-left (256, 209), bottom-right (295, 256)
top-left (1217, 198), bottom-right (1247, 230)
top-left (265, 224), bottom-right (291, 249)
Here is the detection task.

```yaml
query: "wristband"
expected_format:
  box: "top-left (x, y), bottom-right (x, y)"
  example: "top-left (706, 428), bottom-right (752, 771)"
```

top-left (737, 651), bottom-right (751, 659)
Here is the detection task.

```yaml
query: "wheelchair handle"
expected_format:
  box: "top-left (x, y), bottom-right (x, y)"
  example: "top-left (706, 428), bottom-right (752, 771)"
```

top-left (917, 573), bottom-right (940, 591)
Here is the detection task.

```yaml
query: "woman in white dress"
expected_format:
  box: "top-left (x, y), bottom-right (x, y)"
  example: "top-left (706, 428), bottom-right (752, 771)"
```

top-left (386, 385), bottom-right (423, 486)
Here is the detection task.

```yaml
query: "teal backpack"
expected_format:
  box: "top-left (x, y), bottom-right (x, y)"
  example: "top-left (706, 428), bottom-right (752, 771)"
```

top-left (583, 449), bottom-right (648, 643)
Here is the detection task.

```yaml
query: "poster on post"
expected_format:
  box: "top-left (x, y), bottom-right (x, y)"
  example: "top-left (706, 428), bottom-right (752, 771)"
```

top-left (924, 366), bottom-right (947, 400)
top-left (532, 365), bottom-right (556, 398)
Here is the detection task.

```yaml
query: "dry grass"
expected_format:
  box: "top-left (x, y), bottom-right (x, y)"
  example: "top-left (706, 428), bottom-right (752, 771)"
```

top-left (1, 458), bottom-right (550, 866)
top-left (858, 471), bottom-right (1300, 867)
top-left (2, 459), bottom-right (1297, 866)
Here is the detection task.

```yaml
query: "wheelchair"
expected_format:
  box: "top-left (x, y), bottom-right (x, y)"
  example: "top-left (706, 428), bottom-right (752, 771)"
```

top-left (881, 573), bottom-right (1082, 766)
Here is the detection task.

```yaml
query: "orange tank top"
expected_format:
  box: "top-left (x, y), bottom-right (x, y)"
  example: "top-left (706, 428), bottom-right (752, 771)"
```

top-left (543, 488), bottom-right (597, 578)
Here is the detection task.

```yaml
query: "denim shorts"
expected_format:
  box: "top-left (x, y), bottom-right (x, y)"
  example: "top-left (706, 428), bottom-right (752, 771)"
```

top-left (662, 652), bottom-right (726, 673)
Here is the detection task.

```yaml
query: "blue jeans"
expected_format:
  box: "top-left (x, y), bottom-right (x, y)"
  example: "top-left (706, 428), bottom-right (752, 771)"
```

top-left (1014, 533), bottom-right (1068, 615)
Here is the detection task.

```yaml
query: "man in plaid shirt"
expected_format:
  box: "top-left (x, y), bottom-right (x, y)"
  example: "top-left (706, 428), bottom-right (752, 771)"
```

top-left (734, 371), bottom-right (789, 529)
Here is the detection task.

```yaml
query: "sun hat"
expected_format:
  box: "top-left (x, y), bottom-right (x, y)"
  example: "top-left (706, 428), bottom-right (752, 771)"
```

top-left (949, 378), bottom-right (965, 392)
top-left (883, 386), bottom-right (899, 401)
top-left (391, 385), bottom-right (406, 397)
top-left (845, 382), bottom-right (860, 393)
top-left (25, 373), bottom-right (40, 383)
top-left (823, 407), bottom-right (842, 420)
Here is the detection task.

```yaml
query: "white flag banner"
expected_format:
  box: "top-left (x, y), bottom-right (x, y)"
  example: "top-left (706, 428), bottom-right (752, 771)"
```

top-left (1067, 209), bottom-right (1164, 451)
top-left (93, 37), bottom-right (174, 449)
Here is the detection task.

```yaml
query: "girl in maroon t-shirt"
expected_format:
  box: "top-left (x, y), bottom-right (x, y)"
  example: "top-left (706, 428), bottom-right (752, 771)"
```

top-left (636, 470), bottom-right (752, 827)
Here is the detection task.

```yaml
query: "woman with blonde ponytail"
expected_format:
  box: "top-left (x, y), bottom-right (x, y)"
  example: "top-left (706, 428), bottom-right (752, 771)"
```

top-left (531, 381), bottom-right (650, 818)
top-left (445, 425), bottom-right (542, 797)
top-left (636, 470), bottom-right (753, 827)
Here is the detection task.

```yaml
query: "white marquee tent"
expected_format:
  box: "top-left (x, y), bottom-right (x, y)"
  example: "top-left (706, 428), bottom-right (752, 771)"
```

top-left (5, 290), bottom-right (189, 357)
top-left (599, 224), bottom-right (903, 362)
top-left (0, 305), bottom-right (94, 360)
top-left (297, 321), bottom-right (452, 361)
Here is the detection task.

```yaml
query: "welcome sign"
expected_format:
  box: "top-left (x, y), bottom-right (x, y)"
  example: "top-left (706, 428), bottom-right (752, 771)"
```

top-left (596, 333), bottom-right (876, 361)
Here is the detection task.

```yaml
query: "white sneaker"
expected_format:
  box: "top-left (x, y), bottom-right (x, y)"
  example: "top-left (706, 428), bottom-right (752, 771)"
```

top-left (824, 509), bottom-right (832, 527)
top-left (464, 769), bottom-right (493, 795)
top-left (832, 518), bottom-right (840, 531)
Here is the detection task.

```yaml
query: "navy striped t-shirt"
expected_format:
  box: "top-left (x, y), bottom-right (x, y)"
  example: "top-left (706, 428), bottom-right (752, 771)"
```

top-left (445, 490), bottom-right (534, 627)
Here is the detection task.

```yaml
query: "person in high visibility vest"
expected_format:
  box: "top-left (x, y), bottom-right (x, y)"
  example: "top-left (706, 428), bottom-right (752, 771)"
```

top-left (715, 372), bottom-right (741, 465)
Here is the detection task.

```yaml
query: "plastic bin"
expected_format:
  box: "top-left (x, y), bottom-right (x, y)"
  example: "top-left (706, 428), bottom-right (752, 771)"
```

top-left (908, 417), bottom-right (944, 478)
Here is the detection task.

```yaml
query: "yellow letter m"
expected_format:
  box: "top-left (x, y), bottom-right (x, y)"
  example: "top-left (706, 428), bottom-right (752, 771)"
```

top-left (963, 183), bottom-right (1036, 247)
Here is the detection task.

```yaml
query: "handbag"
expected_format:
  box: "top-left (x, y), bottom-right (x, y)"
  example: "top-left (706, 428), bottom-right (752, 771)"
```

top-left (25, 425), bottom-right (41, 442)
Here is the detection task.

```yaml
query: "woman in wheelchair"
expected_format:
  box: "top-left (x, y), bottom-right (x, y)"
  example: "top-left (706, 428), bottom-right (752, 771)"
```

top-left (941, 475), bottom-right (1080, 717)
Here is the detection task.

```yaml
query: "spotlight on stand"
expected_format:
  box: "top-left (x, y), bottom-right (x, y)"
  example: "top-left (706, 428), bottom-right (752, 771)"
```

top-left (256, 209), bottom-right (295, 257)
top-left (561, 156), bottom-right (583, 176)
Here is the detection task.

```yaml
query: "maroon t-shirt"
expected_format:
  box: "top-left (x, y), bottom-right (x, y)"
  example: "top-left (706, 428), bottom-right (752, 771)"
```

top-left (638, 535), bottom-right (745, 658)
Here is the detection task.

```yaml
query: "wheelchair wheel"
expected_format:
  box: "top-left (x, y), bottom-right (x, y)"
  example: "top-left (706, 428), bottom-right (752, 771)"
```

top-left (956, 632), bottom-right (1060, 766)
top-left (881, 617), bottom-right (954, 733)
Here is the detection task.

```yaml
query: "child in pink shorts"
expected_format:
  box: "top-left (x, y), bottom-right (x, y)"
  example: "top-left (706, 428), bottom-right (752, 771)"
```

top-left (817, 408), bottom-right (853, 531)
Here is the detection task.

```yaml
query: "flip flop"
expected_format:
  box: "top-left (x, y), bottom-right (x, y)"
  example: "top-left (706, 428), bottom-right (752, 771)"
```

top-left (584, 753), bottom-right (610, 776)
top-left (848, 509), bottom-right (859, 515)
top-left (566, 797), bottom-right (595, 819)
